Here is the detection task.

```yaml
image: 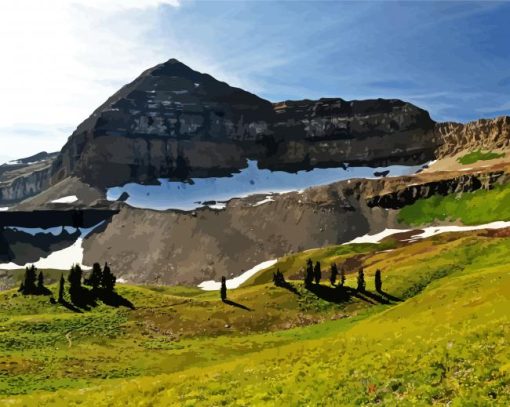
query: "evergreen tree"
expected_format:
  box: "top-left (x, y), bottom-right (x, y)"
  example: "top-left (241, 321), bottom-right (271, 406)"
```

top-left (375, 269), bottom-right (383, 293)
top-left (22, 265), bottom-right (37, 295)
top-left (357, 267), bottom-right (366, 292)
top-left (68, 264), bottom-right (83, 296)
top-left (37, 271), bottom-right (44, 290)
top-left (58, 273), bottom-right (65, 303)
top-left (88, 263), bottom-right (102, 292)
top-left (340, 266), bottom-right (346, 287)
top-left (101, 262), bottom-right (116, 292)
top-left (220, 276), bottom-right (227, 301)
top-left (313, 261), bottom-right (322, 285)
top-left (330, 263), bottom-right (338, 286)
top-left (304, 259), bottom-right (314, 287)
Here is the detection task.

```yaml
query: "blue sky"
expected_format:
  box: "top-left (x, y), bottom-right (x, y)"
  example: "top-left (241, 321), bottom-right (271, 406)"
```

top-left (0, 0), bottom-right (509, 162)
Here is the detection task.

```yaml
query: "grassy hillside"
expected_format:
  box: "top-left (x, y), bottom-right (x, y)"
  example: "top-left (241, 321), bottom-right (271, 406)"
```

top-left (398, 182), bottom-right (510, 226)
top-left (1, 228), bottom-right (510, 405)
top-left (457, 150), bottom-right (505, 165)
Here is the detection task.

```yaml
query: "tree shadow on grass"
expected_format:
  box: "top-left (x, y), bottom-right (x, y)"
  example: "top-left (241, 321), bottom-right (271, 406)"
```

top-left (379, 290), bottom-right (403, 302)
top-left (97, 290), bottom-right (136, 310)
top-left (276, 281), bottom-right (301, 297)
top-left (59, 299), bottom-right (83, 313)
top-left (306, 284), bottom-right (354, 304)
top-left (69, 287), bottom-right (98, 311)
top-left (222, 299), bottom-right (252, 311)
top-left (306, 284), bottom-right (395, 305)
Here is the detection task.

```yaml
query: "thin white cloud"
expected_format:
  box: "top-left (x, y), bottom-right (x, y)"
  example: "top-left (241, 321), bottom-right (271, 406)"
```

top-left (477, 101), bottom-right (510, 114)
top-left (0, 1), bottom-right (180, 160)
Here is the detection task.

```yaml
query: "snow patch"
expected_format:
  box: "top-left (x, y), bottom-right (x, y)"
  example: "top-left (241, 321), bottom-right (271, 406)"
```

top-left (107, 160), bottom-right (424, 211)
top-left (51, 195), bottom-right (78, 204)
top-left (345, 221), bottom-right (510, 245)
top-left (0, 222), bottom-right (105, 270)
top-left (0, 207), bottom-right (9, 212)
top-left (198, 259), bottom-right (278, 291)
top-left (253, 195), bottom-right (275, 207)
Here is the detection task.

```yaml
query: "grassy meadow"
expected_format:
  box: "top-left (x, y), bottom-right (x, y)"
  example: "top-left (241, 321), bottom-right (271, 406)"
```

top-left (1, 227), bottom-right (509, 405)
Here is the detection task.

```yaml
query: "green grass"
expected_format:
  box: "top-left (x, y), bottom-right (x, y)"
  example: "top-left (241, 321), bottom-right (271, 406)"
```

top-left (398, 182), bottom-right (510, 226)
top-left (3, 230), bottom-right (510, 406)
top-left (457, 150), bottom-right (505, 165)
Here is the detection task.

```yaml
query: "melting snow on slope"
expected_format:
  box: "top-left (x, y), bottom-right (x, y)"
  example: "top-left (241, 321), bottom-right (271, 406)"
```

top-left (344, 221), bottom-right (510, 245)
top-left (0, 222), bottom-right (105, 270)
top-left (107, 160), bottom-right (425, 211)
top-left (253, 195), bottom-right (275, 207)
top-left (198, 259), bottom-right (278, 291)
top-left (51, 195), bottom-right (78, 204)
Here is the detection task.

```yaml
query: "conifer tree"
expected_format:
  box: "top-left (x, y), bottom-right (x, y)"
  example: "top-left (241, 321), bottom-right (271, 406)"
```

top-left (340, 266), bottom-right (346, 287)
top-left (89, 263), bottom-right (102, 292)
top-left (304, 259), bottom-right (314, 287)
top-left (101, 262), bottom-right (116, 292)
top-left (220, 276), bottom-right (227, 301)
top-left (330, 263), bottom-right (338, 286)
top-left (375, 269), bottom-right (383, 293)
top-left (68, 264), bottom-right (83, 297)
top-left (313, 261), bottom-right (322, 285)
top-left (37, 271), bottom-right (44, 290)
top-left (58, 273), bottom-right (65, 303)
top-left (22, 265), bottom-right (37, 295)
top-left (357, 267), bottom-right (366, 292)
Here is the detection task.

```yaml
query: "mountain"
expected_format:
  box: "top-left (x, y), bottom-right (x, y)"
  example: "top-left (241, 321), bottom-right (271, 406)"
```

top-left (50, 58), bottom-right (438, 188)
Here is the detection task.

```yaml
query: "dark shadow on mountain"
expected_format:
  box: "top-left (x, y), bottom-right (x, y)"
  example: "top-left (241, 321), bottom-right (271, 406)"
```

top-left (222, 299), bottom-right (252, 311)
top-left (379, 290), bottom-right (403, 302)
top-left (97, 289), bottom-right (135, 309)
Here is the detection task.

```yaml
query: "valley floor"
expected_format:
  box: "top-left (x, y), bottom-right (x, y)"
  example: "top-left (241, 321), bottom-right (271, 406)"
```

top-left (1, 226), bottom-right (510, 405)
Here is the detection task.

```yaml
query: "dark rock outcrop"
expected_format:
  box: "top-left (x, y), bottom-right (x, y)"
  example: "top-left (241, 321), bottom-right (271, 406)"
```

top-left (367, 171), bottom-right (509, 209)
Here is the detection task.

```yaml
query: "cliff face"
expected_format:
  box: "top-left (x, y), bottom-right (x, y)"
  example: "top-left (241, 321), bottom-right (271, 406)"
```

top-left (50, 59), bottom-right (439, 188)
top-left (435, 116), bottom-right (510, 158)
top-left (0, 153), bottom-right (58, 205)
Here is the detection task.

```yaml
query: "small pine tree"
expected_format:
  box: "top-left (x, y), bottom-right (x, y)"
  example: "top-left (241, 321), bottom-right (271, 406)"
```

top-left (340, 266), bottom-right (346, 287)
top-left (375, 269), bottom-right (382, 293)
top-left (101, 262), bottom-right (116, 292)
top-left (313, 261), bottom-right (321, 285)
top-left (330, 263), bottom-right (338, 286)
top-left (37, 271), bottom-right (44, 289)
top-left (357, 268), bottom-right (366, 292)
top-left (89, 263), bottom-right (102, 292)
top-left (58, 273), bottom-right (65, 303)
top-left (304, 259), bottom-right (314, 287)
top-left (22, 265), bottom-right (37, 295)
top-left (68, 264), bottom-right (83, 294)
top-left (220, 276), bottom-right (227, 301)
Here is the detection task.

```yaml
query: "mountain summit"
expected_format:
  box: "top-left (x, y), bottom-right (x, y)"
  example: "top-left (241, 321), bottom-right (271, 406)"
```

top-left (50, 59), bottom-right (437, 187)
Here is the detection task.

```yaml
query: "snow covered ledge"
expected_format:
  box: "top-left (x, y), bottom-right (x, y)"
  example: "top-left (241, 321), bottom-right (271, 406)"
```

top-left (198, 259), bottom-right (277, 291)
top-left (51, 195), bottom-right (78, 204)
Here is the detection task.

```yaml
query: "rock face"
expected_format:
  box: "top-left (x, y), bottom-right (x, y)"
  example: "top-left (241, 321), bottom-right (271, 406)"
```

top-left (51, 58), bottom-right (439, 188)
top-left (435, 116), bottom-right (510, 158)
top-left (0, 153), bottom-right (58, 205)
top-left (367, 171), bottom-right (509, 209)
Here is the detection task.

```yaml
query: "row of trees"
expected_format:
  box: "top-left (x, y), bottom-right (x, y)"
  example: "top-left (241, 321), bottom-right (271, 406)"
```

top-left (19, 265), bottom-right (48, 295)
top-left (58, 262), bottom-right (117, 303)
top-left (302, 259), bottom-right (383, 292)
top-left (19, 262), bottom-right (118, 302)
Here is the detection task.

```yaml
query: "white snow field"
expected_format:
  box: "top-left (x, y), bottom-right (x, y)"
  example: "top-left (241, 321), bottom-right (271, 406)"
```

top-left (107, 160), bottom-right (424, 211)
